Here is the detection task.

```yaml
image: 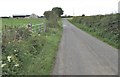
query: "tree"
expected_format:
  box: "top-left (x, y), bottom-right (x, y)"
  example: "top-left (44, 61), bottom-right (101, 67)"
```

top-left (43, 7), bottom-right (63, 32)
top-left (43, 11), bottom-right (58, 20)
top-left (43, 11), bottom-right (58, 28)
top-left (52, 7), bottom-right (64, 17)
top-left (43, 11), bottom-right (52, 20)
top-left (82, 14), bottom-right (85, 17)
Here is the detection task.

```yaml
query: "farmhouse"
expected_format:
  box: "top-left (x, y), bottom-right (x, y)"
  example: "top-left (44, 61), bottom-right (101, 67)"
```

top-left (29, 13), bottom-right (39, 18)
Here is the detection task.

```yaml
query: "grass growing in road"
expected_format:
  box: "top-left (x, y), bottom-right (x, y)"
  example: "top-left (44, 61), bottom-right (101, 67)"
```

top-left (69, 14), bottom-right (119, 48)
top-left (2, 18), bottom-right (62, 75)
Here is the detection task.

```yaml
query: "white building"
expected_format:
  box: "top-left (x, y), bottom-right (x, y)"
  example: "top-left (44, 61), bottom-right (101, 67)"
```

top-left (29, 13), bottom-right (38, 18)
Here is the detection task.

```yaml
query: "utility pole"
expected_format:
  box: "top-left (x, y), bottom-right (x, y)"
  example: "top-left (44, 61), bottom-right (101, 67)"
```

top-left (118, 1), bottom-right (120, 13)
top-left (73, 8), bottom-right (74, 16)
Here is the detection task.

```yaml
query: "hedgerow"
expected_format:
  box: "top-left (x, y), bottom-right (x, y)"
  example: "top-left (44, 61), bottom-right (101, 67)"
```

top-left (69, 13), bottom-right (119, 48)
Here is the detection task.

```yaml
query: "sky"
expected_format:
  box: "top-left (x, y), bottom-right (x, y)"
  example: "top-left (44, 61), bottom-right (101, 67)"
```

top-left (0, 0), bottom-right (119, 17)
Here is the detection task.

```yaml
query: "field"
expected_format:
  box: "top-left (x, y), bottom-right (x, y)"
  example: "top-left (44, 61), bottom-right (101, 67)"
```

top-left (2, 18), bottom-right (45, 25)
top-left (69, 14), bottom-right (119, 48)
top-left (1, 18), bottom-right (62, 75)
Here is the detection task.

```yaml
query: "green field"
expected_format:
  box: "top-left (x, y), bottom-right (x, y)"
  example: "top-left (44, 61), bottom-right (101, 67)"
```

top-left (2, 18), bottom-right (62, 75)
top-left (2, 18), bottom-right (45, 25)
top-left (69, 14), bottom-right (119, 48)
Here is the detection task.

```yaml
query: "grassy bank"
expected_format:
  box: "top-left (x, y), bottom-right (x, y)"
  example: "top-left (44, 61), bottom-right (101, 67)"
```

top-left (69, 14), bottom-right (119, 48)
top-left (2, 18), bottom-right (62, 75)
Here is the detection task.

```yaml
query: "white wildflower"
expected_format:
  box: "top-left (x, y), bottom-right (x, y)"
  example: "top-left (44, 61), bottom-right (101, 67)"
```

top-left (19, 36), bottom-right (22, 39)
top-left (7, 56), bottom-right (12, 62)
top-left (38, 34), bottom-right (40, 36)
top-left (15, 31), bottom-right (17, 33)
top-left (24, 53), bottom-right (27, 55)
top-left (29, 30), bottom-right (32, 32)
top-left (8, 30), bottom-right (10, 32)
top-left (14, 50), bottom-right (17, 52)
top-left (1, 64), bottom-right (6, 67)
top-left (14, 64), bottom-right (19, 67)
top-left (15, 54), bottom-right (18, 56)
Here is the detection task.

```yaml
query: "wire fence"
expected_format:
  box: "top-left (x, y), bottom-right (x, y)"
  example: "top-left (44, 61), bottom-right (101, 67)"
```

top-left (32, 23), bottom-right (45, 33)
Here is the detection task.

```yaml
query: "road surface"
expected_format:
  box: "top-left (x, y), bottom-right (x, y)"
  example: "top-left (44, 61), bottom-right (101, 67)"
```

top-left (52, 19), bottom-right (118, 75)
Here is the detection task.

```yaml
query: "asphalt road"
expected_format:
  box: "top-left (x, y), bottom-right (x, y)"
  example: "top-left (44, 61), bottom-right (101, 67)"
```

top-left (52, 19), bottom-right (118, 75)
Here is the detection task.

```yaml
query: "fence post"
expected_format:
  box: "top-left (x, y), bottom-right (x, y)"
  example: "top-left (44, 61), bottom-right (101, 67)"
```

top-left (44, 23), bottom-right (46, 32)
top-left (39, 24), bottom-right (41, 33)
top-left (28, 23), bottom-right (32, 32)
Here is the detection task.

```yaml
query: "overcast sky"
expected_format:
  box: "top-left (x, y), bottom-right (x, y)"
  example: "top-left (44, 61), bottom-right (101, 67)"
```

top-left (0, 0), bottom-right (119, 16)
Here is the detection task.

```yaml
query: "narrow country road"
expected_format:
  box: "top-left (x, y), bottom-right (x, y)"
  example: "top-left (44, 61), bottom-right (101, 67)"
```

top-left (52, 19), bottom-right (118, 75)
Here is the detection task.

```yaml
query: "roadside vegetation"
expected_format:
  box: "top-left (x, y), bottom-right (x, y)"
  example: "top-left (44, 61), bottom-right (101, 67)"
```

top-left (2, 7), bottom-right (63, 75)
top-left (69, 13), bottom-right (119, 48)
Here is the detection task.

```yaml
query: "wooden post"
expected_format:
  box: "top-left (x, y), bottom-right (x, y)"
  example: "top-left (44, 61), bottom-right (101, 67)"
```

top-left (44, 23), bottom-right (46, 32)
top-left (28, 23), bottom-right (32, 32)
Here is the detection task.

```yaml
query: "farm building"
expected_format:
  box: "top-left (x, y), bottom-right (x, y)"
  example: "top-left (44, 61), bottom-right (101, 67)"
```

top-left (0, 16), bottom-right (11, 18)
top-left (13, 15), bottom-right (30, 18)
top-left (13, 14), bottom-right (39, 18)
